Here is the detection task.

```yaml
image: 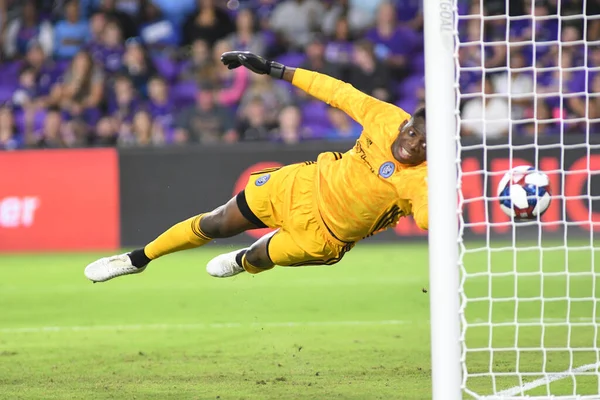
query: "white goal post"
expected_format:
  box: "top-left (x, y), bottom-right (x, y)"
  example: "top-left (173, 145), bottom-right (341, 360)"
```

top-left (424, 0), bottom-right (462, 399)
top-left (425, 0), bottom-right (599, 399)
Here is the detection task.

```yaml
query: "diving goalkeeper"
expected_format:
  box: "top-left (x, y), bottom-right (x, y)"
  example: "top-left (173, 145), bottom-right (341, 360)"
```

top-left (84, 51), bottom-right (428, 282)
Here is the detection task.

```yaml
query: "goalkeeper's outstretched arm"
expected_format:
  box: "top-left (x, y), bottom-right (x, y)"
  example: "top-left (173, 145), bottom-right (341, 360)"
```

top-left (220, 51), bottom-right (405, 127)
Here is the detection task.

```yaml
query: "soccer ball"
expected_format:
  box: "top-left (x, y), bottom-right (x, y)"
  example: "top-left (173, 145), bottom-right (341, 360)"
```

top-left (497, 166), bottom-right (551, 220)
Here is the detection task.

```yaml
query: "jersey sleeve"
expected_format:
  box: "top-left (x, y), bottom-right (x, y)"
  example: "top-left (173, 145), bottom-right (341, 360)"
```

top-left (411, 193), bottom-right (428, 231)
top-left (401, 166), bottom-right (429, 231)
top-left (292, 68), bottom-right (408, 127)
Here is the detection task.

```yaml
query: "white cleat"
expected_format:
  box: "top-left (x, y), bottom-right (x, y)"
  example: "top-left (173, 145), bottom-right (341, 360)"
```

top-left (206, 248), bottom-right (248, 278)
top-left (84, 253), bottom-right (146, 283)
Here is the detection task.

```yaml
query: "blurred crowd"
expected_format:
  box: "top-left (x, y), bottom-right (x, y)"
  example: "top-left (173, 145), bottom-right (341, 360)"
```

top-left (0, 0), bottom-right (597, 150)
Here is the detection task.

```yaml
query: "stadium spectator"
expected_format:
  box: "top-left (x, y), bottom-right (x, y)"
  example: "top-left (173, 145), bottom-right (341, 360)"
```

top-left (146, 75), bottom-right (175, 132)
top-left (346, 39), bottom-right (393, 103)
top-left (119, 37), bottom-right (156, 97)
top-left (93, 115), bottom-right (119, 146)
top-left (539, 24), bottom-right (586, 71)
top-left (537, 51), bottom-right (572, 128)
top-left (397, 0), bottom-right (423, 31)
top-left (87, 12), bottom-right (107, 53)
top-left (235, 95), bottom-right (275, 141)
top-left (22, 41), bottom-right (60, 107)
top-left (566, 67), bottom-right (598, 133)
top-left (547, 0), bottom-right (600, 41)
top-left (212, 40), bottom-right (249, 107)
top-left (34, 107), bottom-right (71, 148)
top-left (271, 104), bottom-right (312, 144)
top-left (90, 19), bottom-right (125, 74)
top-left (324, 18), bottom-right (354, 66)
top-left (540, 47), bottom-right (596, 133)
top-left (96, 0), bottom-right (138, 40)
top-left (182, 0), bottom-right (234, 48)
top-left (461, 75), bottom-right (510, 139)
top-left (53, 0), bottom-right (91, 59)
top-left (139, 1), bottom-right (179, 55)
top-left (119, 110), bottom-right (165, 146)
top-left (323, 108), bottom-right (362, 141)
top-left (269, 0), bottom-right (324, 50)
top-left (3, 0), bottom-right (53, 59)
top-left (299, 34), bottom-right (341, 78)
top-left (238, 73), bottom-right (292, 125)
top-left (177, 38), bottom-right (211, 83)
top-left (225, 8), bottom-right (266, 57)
top-left (457, 45), bottom-right (482, 95)
top-left (174, 83), bottom-right (236, 144)
top-left (12, 66), bottom-right (38, 108)
top-left (492, 49), bottom-right (534, 122)
top-left (49, 51), bottom-right (105, 114)
top-left (509, 1), bottom-right (558, 67)
top-left (366, 1), bottom-right (420, 80)
top-left (321, 0), bottom-right (349, 37)
top-left (0, 104), bottom-right (20, 150)
top-left (108, 73), bottom-right (139, 128)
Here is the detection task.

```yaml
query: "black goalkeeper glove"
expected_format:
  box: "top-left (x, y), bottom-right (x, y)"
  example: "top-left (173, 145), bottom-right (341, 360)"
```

top-left (220, 51), bottom-right (286, 79)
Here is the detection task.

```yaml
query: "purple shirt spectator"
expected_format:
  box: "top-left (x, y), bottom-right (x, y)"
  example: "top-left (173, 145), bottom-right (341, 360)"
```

top-left (509, 6), bottom-right (558, 62)
top-left (325, 41), bottom-right (354, 65)
top-left (108, 97), bottom-right (139, 123)
top-left (90, 44), bottom-right (125, 74)
top-left (36, 63), bottom-right (63, 96)
top-left (146, 100), bottom-right (175, 130)
top-left (87, 20), bottom-right (125, 73)
top-left (365, 2), bottom-right (420, 78)
top-left (146, 75), bottom-right (175, 130)
top-left (21, 42), bottom-right (62, 97)
top-left (396, 0), bottom-right (422, 23)
top-left (324, 18), bottom-right (354, 66)
top-left (366, 26), bottom-right (419, 59)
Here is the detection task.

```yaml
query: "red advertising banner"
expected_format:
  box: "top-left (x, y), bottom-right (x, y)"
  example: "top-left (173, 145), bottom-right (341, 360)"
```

top-left (0, 149), bottom-right (119, 252)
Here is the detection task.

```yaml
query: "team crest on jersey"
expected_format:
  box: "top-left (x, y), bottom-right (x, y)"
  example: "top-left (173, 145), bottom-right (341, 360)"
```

top-left (255, 174), bottom-right (271, 186)
top-left (379, 162), bottom-right (395, 178)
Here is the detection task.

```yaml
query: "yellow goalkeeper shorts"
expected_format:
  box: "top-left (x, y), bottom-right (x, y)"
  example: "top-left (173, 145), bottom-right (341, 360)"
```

top-left (237, 162), bottom-right (353, 267)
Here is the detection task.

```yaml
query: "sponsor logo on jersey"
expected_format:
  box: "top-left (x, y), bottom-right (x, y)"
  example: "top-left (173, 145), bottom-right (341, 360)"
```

top-left (255, 174), bottom-right (271, 186)
top-left (379, 162), bottom-right (395, 178)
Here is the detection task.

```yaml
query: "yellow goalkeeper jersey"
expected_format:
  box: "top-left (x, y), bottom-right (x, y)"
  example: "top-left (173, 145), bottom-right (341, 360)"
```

top-left (292, 69), bottom-right (429, 243)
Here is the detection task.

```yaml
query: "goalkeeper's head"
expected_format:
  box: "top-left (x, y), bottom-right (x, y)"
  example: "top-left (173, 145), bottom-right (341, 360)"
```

top-left (393, 106), bottom-right (426, 166)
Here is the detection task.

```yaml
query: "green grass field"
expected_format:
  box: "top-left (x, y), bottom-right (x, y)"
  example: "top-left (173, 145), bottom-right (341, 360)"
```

top-left (0, 244), bottom-right (598, 399)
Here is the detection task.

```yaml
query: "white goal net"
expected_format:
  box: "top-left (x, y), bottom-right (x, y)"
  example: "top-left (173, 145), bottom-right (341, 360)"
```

top-left (454, 0), bottom-right (600, 398)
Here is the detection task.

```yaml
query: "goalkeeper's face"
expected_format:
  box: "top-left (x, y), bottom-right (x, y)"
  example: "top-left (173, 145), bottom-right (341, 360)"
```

top-left (393, 116), bottom-right (426, 166)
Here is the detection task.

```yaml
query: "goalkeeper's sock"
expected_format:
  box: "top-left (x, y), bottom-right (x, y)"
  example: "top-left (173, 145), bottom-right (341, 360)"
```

top-left (129, 214), bottom-right (213, 268)
top-left (129, 248), bottom-right (151, 268)
top-left (237, 251), bottom-right (274, 275)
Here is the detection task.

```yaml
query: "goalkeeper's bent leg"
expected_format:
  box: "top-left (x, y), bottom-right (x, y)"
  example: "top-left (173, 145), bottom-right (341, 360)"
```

top-left (206, 231), bottom-right (276, 278)
top-left (128, 196), bottom-right (259, 268)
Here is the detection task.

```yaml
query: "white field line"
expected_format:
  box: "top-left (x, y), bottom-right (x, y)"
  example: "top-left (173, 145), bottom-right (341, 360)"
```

top-left (0, 317), bottom-right (597, 334)
top-left (0, 319), bottom-right (410, 334)
top-left (482, 362), bottom-right (600, 399)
